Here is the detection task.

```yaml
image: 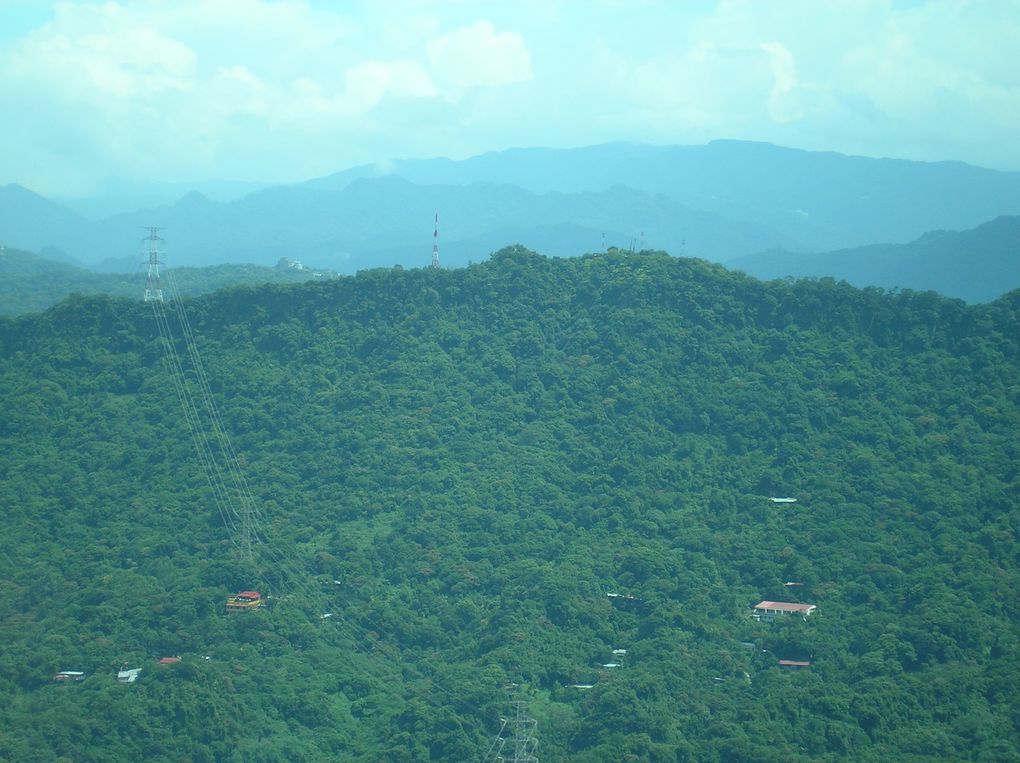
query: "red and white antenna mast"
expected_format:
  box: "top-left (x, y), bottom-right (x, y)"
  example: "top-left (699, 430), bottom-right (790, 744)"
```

top-left (430, 212), bottom-right (440, 269)
top-left (143, 226), bottom-right (164, 302)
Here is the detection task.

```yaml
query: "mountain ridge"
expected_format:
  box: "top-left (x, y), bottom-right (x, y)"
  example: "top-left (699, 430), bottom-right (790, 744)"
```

top-left (2, 174), bottom-right (798, 272)
top-left (301, 140), bottom-right (1020, 250)
top-left (727, 215), bottom-right (1020, 303)
top-left (4, 140), bottom-right (1019, 278)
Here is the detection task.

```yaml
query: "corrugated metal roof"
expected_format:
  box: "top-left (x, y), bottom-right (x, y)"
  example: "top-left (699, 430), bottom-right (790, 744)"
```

top-left (754, 601), bottom-right (815, 612)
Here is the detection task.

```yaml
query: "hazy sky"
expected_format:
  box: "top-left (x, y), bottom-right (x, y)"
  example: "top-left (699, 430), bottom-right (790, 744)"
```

top-left (2, 0), bottom-right (1018, 195)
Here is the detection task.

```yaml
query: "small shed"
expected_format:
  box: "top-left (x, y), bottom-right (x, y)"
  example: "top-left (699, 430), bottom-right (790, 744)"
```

top-left (54, 671), bottom-right (85, 682)
top-left (158, 656), bottom-right (182, 665)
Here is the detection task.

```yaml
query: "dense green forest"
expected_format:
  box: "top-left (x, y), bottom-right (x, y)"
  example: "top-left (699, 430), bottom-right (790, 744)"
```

top-left (0, 247), bottom-right (336, 316)
top-left (1, 247), bottom-right (1018, 761)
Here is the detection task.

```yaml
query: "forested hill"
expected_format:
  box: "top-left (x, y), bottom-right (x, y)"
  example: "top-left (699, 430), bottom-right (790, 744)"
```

top-left (1, 248), bottom-right (1018, 761)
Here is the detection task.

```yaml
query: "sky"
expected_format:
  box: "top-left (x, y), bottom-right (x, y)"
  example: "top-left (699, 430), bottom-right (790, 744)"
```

top-left (1, 0), bottom-right (1019, 196)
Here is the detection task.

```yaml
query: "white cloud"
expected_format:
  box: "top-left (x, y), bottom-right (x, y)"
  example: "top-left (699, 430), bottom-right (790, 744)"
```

top-left (343, 59), bottom-right (437, 112)
top-left (426, 20), bottom-right (532, 98)
top-left (0, 0), bottom-right (450, 187)
top-left (0, 2), bottom-right (545, 190)
top-left (590, 40), bottom-right (777, 134)
top-left (0, 0), bottom-right (1018, 194)
top-left (7, 2), bottom-right (196, 99)
top-left (563, 0), bottom-right (1020, 167)
top-left (760, 42), bottom-right (803, 123)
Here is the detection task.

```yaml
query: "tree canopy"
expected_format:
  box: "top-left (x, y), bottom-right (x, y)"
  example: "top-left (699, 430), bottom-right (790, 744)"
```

top-left (1, 247), bottom-right (1017, 761)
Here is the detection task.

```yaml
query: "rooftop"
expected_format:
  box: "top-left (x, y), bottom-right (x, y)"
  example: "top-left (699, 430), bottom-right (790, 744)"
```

top-left (117, 668), bottom-right (142, 683)
top-left (754, 601), bottom-right (816, 612)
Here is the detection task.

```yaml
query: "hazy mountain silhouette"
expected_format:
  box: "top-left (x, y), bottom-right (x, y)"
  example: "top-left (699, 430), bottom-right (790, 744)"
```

top-left (0, 184), bottom-right (94, 256)
top-left (726, 215), bottom-right (1020, 303)
top-left (306, 141), bottom-right (1020, 251)
top-left (3, 141), bottom-right (1019, 280)
top-left (2, 175), bottom-right (795, 272)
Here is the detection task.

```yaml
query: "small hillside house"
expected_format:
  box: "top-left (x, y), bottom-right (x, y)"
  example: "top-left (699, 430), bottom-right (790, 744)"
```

top-left (753, 601), bottom-right (816, 621)
top-left (117, 668), bottom-right (142, 683)
top-left (226, 591), bottom-right (263, 612)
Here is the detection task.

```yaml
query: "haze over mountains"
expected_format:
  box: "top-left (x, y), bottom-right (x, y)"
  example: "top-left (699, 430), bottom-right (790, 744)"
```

top-left (307, 141), bottom-right (1020, 252)
top-left (1, 140), bottom-right (1018, 301)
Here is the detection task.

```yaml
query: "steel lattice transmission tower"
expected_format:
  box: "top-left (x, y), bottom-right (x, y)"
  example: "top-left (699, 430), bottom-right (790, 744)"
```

top-left (505, 699), bottom-right (538, 763)
top-left (143, 227), bottom-right (164, 302)
top-left (484, 689), bottom-right (538, 763)
top-left (430, 212), bottom-right (441, 269)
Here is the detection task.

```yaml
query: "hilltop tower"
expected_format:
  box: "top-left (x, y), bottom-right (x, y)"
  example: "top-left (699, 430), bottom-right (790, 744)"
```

top-left (143, 227), bottom-right (164, 302)
top-left (431, 212), bottom-right (440, 269)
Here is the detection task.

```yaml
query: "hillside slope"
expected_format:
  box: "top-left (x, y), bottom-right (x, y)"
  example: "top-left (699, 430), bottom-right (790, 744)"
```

top-left (727, 215), bottom-right (1020, 303)
top-left (0, 250), bottom-right (1017, 761)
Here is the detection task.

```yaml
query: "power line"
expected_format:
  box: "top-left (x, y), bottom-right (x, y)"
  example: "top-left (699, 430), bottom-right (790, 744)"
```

top-left (143, 233), bottom-right (519, 757)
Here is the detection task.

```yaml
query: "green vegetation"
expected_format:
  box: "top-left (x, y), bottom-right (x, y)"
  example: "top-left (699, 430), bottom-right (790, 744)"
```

top-left (0, 247), bottom-right (1017, 761)
top-left (0, 247), bottom-right (336, 316)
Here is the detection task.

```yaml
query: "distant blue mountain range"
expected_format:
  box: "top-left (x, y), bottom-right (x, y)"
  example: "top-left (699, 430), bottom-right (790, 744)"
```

top-left (1, 141), bottom-right (1018, 300)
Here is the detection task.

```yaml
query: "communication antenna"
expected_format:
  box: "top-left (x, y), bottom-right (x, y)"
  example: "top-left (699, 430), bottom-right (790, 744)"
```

top-left (142, 227), bottom-right (164, 302)
top-left (431, 212), bottom-right (440, 269)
